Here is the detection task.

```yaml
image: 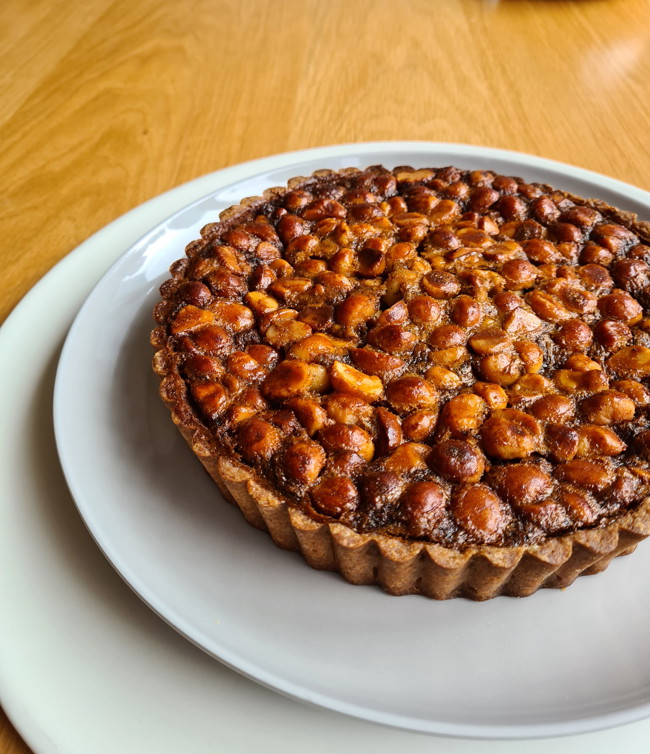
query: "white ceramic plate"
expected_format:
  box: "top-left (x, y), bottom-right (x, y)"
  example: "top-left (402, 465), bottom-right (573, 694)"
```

top-left (4, 143), bottom-right (650, 754)
top-left (51, 143), bottom-right (650, 740)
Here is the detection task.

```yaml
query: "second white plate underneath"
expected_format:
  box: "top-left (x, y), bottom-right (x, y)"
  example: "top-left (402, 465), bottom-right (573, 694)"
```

top-left (53, 142), bottom-right (650, 739)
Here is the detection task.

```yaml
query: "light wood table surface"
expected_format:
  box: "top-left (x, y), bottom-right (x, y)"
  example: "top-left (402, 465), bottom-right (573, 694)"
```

top-left (2, 0), bottom-right (650, 751)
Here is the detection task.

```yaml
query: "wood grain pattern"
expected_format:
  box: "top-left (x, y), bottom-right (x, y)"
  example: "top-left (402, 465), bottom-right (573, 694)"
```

top-left (0, 714), bottom-right (31, 754)
top-left (2, 0), bottom-right (650, 750)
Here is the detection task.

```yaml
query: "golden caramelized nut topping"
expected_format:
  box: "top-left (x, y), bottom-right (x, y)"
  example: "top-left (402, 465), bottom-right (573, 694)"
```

top-left (319, 423), bottom-right (375, 462)
top-left (324, 393), bottom-right (374, 426)
top-left (155, 164), bottom-right (650, 553)
top-left (481, 410), bottom-right (541, 460)
top-left (429, 440), bottom-right (485, 483)
top-left (401, 481), bottom-right (446, 536)
top-left (386, 375), bottom-right (439, 414)
top-left (283, 440), bottom-right (326, 485)
top-left (262, 360), bottom-right (317, 399)
top-left (330, 360), bottom-right (384, 401)
top-left (452, 485), bottom-right (511, 543)
top-left (438, 393), bottom-right (486, 435)
top-left (579, 390), bottom-right (635, 425)
top-left (607, 346), bottom-right (650, 378)
top-left (490, 464), bottom-right (553, 506)
top-left (237, 418), bottom-right (283, 461)
top-left (311, 477), bottom-right (358, 516)
top-left (171, 304), bottom-right (215, 334)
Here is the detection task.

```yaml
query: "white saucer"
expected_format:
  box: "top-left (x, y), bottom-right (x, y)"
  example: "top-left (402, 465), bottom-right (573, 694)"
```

top-left (3, 143), bottom-right (650, 752)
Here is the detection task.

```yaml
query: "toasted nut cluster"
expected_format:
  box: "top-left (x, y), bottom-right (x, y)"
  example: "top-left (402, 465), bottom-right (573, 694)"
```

top-left (155, 164), bottom-right (650, 550)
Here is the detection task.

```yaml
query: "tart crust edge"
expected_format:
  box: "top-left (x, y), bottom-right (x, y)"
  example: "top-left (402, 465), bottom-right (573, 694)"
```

top-left (156, 370), bottom-right (650, 600)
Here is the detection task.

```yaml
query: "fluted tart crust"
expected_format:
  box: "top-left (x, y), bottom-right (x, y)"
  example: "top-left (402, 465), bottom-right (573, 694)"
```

top-left (151, 165), bottom-right (650, 599)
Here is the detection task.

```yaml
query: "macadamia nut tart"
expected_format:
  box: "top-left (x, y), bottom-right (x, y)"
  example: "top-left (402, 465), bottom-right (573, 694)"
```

top-left (151, 165), bottom-right (650, 600)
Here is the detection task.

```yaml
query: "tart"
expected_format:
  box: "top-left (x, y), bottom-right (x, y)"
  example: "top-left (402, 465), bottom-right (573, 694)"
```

top-left (151, 165), bottom-right (650, 600)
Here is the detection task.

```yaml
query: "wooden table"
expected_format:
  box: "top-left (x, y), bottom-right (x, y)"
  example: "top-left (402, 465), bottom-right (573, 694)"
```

top-left (2, 0), bottom-right (650, 750)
